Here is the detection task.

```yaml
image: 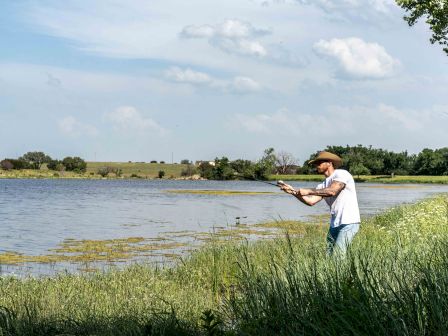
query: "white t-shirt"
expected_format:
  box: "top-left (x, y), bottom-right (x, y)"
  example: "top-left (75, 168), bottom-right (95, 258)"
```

top-left (316, 169), bottom-right (360, 228)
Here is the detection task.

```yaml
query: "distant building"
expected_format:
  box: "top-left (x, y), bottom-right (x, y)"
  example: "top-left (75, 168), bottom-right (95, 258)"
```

top-left (195, 160), bottom-right (216, 167)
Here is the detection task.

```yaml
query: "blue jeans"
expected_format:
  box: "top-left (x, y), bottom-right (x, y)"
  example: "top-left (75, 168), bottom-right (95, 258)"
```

top-left (327, 223), bottom-right (360, 256)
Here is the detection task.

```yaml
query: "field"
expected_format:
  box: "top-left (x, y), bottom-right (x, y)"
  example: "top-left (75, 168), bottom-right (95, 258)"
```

top-left (85, 162), bottom-right (189, 178)
top-left (0, 162), bottom-right (189, 179)
top-left (0, 194), bottom-right (447, 335)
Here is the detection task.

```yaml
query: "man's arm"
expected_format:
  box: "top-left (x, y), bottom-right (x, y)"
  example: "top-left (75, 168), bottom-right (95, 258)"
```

top-left (298, 181), bottom-right (346, 198)
top-left (278, 182), bottom-right (322, 206)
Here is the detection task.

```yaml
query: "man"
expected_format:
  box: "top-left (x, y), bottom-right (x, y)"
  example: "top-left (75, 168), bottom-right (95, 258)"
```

top-left (278, 151), bottom-right (360, 255)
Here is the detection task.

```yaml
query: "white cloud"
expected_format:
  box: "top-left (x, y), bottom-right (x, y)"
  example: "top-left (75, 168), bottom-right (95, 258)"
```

top-left (231, 76), bottom-right (262, 93)
top-left (313, 37), bottom-right (400, 79)
top-left (232, 103), bottom-right (445, 140)
top-left (180, 19), bottom-right (269, 57)
top-left (165, 67), bottom-right (212, 84)
top-left (164, 66), bottom-right (262, 93)
top-left (105, 106), bottom-right (167, 135)
top-left (58, 116), bottom-right (98, 137)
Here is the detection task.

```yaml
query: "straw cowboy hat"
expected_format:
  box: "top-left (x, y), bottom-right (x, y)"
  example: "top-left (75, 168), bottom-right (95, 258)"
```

top-left (308, 151), bottom-right (342, 168)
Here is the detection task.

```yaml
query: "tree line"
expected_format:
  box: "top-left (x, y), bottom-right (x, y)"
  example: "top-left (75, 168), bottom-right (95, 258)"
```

top-left (2, 146), bottom-right (447, 178)
top-left (1, 152), bottom-right (87, 173)
top-left (193, 145), bottom-right (448, 180)
top-left (301, 145), bottom-right (448, 177)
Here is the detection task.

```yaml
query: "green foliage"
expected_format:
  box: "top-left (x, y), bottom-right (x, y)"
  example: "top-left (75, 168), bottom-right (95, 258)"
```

top-left (19, 151), bottom-right (52, 169)
top-left (62, 156), bottom-right (87, 173)
top-left (396, 0), bottom-right (448, 55)
top-left (1, 159), bottom-right (30, 170)
top-left (303, 145), bottom-right (447, 176)
top-left (180, 159), bottom-right (191, 164)
top-left (413, 147), bottom-right (448, 175)
top-left (349, 162), bottom-right (371, 177)
top-left (253, 147), bottom-right (276, 180)
top-left (46, 160), bottom-right (65, 172)
top-left (158, 170), bottom-right (165, 178)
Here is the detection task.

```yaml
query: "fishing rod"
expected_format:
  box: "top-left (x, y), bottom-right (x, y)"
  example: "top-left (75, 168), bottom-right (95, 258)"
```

top-left (233, 172), bottom-right (284, 187)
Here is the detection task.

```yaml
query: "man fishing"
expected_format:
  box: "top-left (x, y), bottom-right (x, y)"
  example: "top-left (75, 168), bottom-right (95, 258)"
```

top-left (278, 151), bottom-right (360, 255)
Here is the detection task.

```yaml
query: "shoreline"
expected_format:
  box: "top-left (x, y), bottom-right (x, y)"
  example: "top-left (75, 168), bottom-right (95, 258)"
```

top-left (1, 172), bottom-right (447, 184)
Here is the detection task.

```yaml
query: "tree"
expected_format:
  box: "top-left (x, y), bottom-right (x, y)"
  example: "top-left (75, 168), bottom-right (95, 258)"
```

top-left (350, 163), bottom-right (371, 179)
top-left (62, 157), bottom-right (87, 172)
top-left (212, 157), bottom-right (235, 180)
top-left (396, 0), bottom-right (448, 55)
top-left (254, 148), bottom-right (277, 180)
top-left (180, 159), bottom-right (191, 164)
top-left (275, 151), bottom-right (298, 175)
top-left (47, 160), bottom-right (65, 172)
top-left (20, 151), bottom-right (51, 169)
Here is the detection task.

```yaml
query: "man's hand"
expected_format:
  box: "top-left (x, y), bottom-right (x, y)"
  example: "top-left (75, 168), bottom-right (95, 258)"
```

top-left (277, 181), bottom-right (296, 195)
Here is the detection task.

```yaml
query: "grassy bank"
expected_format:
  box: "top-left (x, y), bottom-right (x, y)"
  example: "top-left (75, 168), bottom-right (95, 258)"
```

top-left (1, 164), bottom-right (447, 183)
top-left (0, 194), bottom-right (447, 335)
top-left (269, 174), bottom-right (448, 184)
top-left (0, 162), bottom-right (188, 179)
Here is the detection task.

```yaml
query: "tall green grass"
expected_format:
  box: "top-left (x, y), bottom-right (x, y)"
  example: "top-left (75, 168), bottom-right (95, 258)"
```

top-left (0, 195), bottom-right (447, 335)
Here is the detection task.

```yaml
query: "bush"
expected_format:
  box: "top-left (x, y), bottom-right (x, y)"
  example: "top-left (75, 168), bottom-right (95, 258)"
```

top-left (150, 160), bottom-right (157, 163)
top-left (181, 159), bottom-right (191, 164)
top-left (2, 158), bottom-right (30, 170)
top-left (181, 165), bottom-right (197, 177)
top-left (0, 160), bottom-right (13, 170)
top-left (158, 170), bottom-right (165, 178)
top-left (160, 161), bottom-right (166, 164)
top-left (97, 167), bottom-right (112, 177)
top-left (47, 160), bottom-right (65, 172)
top-left (62, 157), bottom-right (87, 172)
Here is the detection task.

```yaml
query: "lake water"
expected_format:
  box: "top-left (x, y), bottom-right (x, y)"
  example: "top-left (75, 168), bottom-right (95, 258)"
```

top-left (1, 179), bottom-right (447, 276)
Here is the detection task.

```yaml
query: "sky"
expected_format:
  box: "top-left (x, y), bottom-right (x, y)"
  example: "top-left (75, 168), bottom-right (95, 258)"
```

top-left (1, 0), bottom-right (447, 164)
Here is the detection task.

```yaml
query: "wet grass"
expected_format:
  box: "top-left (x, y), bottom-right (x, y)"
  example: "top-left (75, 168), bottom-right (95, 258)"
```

top-left (0, 195), bottom-right (447, 335)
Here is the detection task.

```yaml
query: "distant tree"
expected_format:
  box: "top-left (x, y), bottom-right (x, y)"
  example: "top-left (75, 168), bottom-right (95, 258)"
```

top-left (0, 160), bottom-right (13, 170)
top-left (181, 164), bottom-right (197, 177)
top-left (47, 160), bottom-right (65, 172)
top-left (20, 151), bottom-right (52, 169)
top-left (413, 147), bottom-right (448, 175)
top-left (275, 151), bottom-right (298, 175)
top-left (396, 0), bottom-right (448, 55)
top-left (3, 158), bottom-right (30, 170)
top-left (198, 162), bottom-right (215, 179)
top-left (158, 170), bottom-right (165, 178)
top-left (213, 157), bottom-right (235, 180)
top-left (62, 157), bottom-right (87, 173)
top-left (180, 159), bottom-right (191, 164)
top-left (350, 163), bottom-right (371, 179)
top-left (150, 160), bottom-right (157, 163)
top-left (254, 148), bottom-right (277, 180)
top-left (160, 161), bottom-right (165, 164)
top-left (230, 159), bottom-right (255, 178)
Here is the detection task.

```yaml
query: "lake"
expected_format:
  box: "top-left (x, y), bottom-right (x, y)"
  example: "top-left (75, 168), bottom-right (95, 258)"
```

top-left (1, 179), bottom-right (447, 276)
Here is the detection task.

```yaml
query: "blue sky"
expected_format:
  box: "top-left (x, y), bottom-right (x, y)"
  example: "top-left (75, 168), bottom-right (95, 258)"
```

top-left (1, 0), bottom-right (447, 163)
